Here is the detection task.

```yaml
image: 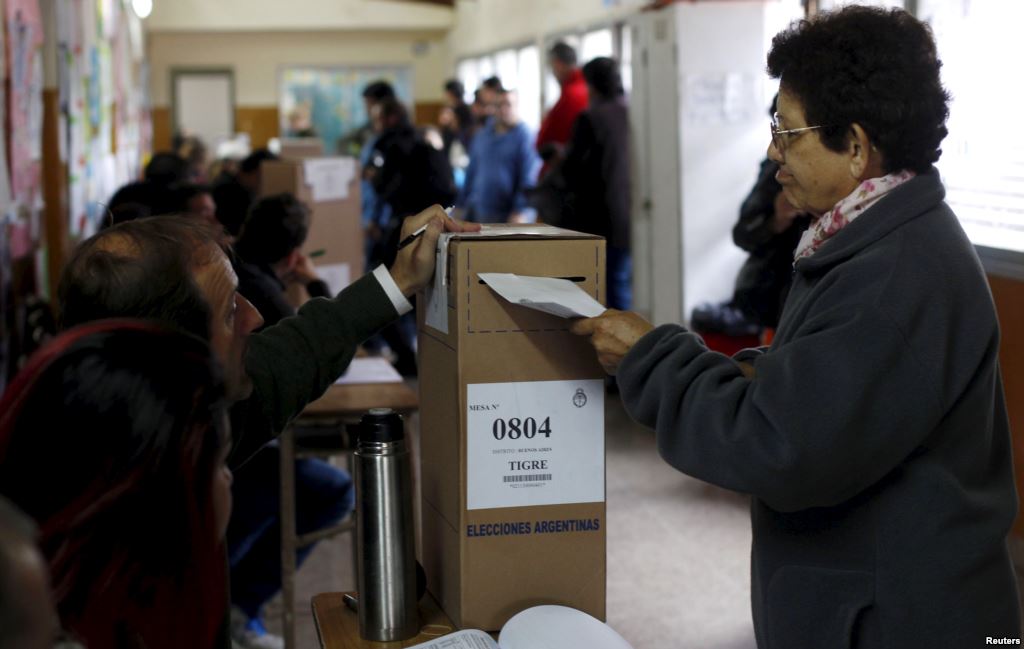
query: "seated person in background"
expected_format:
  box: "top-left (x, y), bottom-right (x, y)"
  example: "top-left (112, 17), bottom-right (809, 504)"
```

top-left (171, 182), bottom-right (219, 227)
top-left (176, 134), bottom-right (210, 183)
top-left (234, 193), bottom-right (330, 327)
top-left (213, 148), bottom-right (279, 238)
top-left (0, 322), bottom-right (232, 649)
top-left (144, 151), bottom-right (190, 188)
top-left (57, 206), bottom-right (474, 648)
top-left (0, 496), bottom-right (59, 649)
top-left (690, 95), bottom-right (811, 337)
top-left (457, 88), bottom-right (540, 223)
top-left (727, 158), bottom-right (810, 329)
top-left (104, 180), bottom-right (175, 228)
top-left (230, 193), bottom-right (352, 647)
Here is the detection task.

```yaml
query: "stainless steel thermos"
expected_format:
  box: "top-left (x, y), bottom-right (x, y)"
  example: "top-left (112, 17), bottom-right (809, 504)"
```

top-left (354, 407), bottom-right (418, 641)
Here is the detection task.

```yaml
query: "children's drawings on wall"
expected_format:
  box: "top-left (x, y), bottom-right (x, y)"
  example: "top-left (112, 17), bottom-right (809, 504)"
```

top-left (6, 0), bottom-right (43, 218)
top-left (57, 0), bottom-right (149, 237)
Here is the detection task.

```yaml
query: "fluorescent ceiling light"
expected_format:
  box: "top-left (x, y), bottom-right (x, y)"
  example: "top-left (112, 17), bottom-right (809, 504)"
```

top-left (132, 0), bottom-right (152, 19)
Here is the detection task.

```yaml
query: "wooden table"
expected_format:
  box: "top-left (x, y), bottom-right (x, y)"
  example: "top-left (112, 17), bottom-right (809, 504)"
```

top-left (281, 380), bottom-right (420, 649)
top-left (300, 382), bottom-right (419, 420)
top-left (312, 592), bottom-right (457, 649)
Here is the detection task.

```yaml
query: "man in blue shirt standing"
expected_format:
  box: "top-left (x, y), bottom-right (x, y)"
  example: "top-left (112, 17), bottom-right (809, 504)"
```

top-left (458, 87), bottom-right (540, 223)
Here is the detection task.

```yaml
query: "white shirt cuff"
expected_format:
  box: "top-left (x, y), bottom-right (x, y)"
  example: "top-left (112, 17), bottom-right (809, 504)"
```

top-left (372, 265), bottom-right (414, 316)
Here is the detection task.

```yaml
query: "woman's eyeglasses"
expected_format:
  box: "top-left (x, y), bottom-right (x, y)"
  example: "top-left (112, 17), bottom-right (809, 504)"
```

top-left (770, 113), bottom-right (828, 153)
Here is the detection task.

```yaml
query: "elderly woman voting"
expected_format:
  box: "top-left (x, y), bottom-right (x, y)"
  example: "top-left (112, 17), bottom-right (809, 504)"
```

top-left (572, 7), bottom-right (1020, 648)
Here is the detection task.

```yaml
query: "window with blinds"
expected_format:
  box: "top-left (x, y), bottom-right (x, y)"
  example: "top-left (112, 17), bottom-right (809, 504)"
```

top-left (919, 0), bottom-right (1024, 253)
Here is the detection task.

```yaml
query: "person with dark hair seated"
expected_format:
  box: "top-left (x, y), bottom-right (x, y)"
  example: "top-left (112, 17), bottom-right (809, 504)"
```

top-left (229, 193), bottom-right (352, 647)
top-left (0, 322), bottom-right (232, 649)
top-left (689, 94), bottom-right (811, 346)
top-left (171, 182), bottom-right (219, 226)
top-left (144, 151), bottom-right (190, 187)
top-left (234, 193), bottom-right (329, 327)
top-left (0, 496), bottom-right (59, 649)
top-left (104, 180), bottom-right (176, 228)
top-left (57, 207), bottom-right (476, 648)
top-left (213, 148), bottom-right (280, 237)
top-left (572, 7), bottom-right (1019, 647)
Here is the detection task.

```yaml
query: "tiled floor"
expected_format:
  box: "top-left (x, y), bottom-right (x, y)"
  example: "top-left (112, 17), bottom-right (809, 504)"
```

top-left (264, 392), bottom-right (757, 648)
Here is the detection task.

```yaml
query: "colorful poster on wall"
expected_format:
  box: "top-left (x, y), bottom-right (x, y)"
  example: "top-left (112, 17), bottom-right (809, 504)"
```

top-left (6, 0), bottom-right (43, 215)
top-left (0, 0), bottom-right (13, 218)
top-left (57, 0), bottom-right (148, 237)
top-left (279, 66), bottom-right (413, 157)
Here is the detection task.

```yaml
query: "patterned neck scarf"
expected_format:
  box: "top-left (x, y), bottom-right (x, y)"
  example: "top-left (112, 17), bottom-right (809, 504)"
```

top-left (794, 170), bottom-right (916, 262)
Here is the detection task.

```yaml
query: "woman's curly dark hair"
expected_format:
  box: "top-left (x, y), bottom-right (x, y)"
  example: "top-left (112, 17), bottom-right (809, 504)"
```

top-left (767, 6), bottom-right (950, 174)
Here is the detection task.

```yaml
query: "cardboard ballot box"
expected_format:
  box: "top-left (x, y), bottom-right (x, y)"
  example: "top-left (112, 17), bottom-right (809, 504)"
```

top-left (260, 157), bottom-right (362, 294)
top-left (418, 224), bottom-right (607, 631)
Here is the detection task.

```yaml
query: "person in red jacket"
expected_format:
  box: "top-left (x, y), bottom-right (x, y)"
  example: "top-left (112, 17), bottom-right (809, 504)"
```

top-left (536, 42), bottom-right (588, 178)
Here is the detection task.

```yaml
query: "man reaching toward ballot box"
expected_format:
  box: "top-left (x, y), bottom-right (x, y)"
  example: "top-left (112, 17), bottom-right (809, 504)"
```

top-left (571, 7), bottom-right (1019, 649)
top-left (57, 204), bottom-right (478, 649)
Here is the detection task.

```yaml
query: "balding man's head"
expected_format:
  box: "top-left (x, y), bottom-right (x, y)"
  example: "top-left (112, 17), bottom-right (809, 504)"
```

top-left (59, 217), bottom-right (222, 338)
top-left (58, 216), bottom-right (264, 401)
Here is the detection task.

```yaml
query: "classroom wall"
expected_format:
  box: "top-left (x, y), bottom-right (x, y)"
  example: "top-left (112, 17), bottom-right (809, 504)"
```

top-left (146, 29), bottom-right (450, 149)
top-left (445, 0), bottom-right (638, 59)
top-left (145, 0), bottom-right (453, 32)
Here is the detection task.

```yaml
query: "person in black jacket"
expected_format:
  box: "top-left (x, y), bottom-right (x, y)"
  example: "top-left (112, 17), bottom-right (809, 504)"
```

top-left (369, 97), bottom-right (457, 245)
top-left (561, 57), bottom-right (631, 310)
top-left (366, 98), bottom-right (456, 376)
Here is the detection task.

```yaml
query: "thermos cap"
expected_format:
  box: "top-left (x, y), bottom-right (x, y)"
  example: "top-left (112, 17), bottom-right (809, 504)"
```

top-left (358, 408), bottom-right (405, 444)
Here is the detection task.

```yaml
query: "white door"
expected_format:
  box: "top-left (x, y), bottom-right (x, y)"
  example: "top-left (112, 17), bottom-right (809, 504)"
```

top-left (629, 9), bottom-right (685, 326)
top-left (173, 70), bottom-right (234, 153)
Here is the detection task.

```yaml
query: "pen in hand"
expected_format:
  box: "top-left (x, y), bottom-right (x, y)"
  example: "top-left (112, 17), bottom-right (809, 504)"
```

top-left (396, 206), bottom-right (454, 251)
top-left (396, 224), bottom-right (428, 251)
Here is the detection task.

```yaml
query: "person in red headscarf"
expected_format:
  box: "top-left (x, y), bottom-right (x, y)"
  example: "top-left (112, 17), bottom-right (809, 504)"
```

top-left (0, 321), bottom-right (232, 649)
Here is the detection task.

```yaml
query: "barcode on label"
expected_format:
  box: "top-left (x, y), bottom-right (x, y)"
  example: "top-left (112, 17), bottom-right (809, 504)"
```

top-left (503, 474), bottom-right (552, 483)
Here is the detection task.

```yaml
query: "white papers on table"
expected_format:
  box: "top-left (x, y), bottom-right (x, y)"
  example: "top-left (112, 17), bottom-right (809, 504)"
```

top-left (315, 262), bottom-right (351, 296)
top-left (302, 157), bottom-right (356, 202)
top-left (498, 605), bottom-right (634, 649)
top-left (334, 357), bottom-right (403, 385)
top-left (406, 605), bottom-right (633, 649)
top-left (478, 273), bottom-right (606, 319)
top-left (407, 629), bottom-right (497, 649)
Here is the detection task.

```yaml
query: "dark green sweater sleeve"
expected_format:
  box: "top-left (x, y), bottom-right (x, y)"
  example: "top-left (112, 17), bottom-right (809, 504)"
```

top-left (228, 273), bottom-right (398, 467)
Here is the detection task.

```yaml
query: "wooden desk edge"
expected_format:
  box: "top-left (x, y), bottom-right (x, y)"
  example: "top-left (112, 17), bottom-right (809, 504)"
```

top-left (312, 592), bottom-right (456, 649)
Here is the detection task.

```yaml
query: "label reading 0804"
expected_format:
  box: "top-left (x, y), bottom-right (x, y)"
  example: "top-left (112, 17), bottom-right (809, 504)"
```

top-left (491, 416), bottom-right (552, 441)
top-left (467, 379), bottom-right (605, 510)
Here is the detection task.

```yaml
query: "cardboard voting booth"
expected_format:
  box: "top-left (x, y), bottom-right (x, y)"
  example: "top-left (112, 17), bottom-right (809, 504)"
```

top-left (418, 224), bottom-right (607, 631)
top-left (260, 157), bottom-right (362, 294)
